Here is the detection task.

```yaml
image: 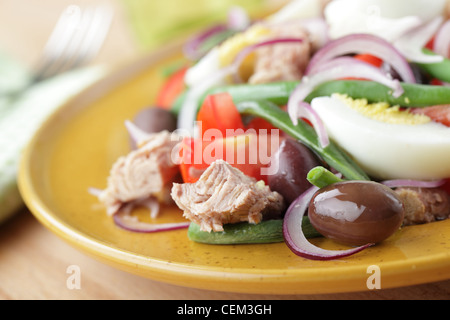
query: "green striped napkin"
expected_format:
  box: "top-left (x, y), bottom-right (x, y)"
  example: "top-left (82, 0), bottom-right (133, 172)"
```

top-left (0, 51), bottom-right (105, 224)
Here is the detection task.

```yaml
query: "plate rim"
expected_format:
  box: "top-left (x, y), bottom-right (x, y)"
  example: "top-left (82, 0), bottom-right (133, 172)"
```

top-left (17, 46), bottom-right (450, 295)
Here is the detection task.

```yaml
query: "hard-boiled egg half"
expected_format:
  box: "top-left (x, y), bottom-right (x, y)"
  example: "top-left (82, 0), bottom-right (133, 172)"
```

top-left (311, 94), bottom-right (450, 180)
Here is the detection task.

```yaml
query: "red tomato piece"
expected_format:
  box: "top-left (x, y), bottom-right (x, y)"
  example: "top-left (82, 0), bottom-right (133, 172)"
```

top-left (354, 54), bottom-right (384, 68)
top-left (412, 105), bottom-right (450, 127)
top-left (246, 117), bottom-right (277, 132)
top-left (431, 78), bottom-right (443, 86)
top-left (197, 92), bottom-right (245, 139)
top-left (178, 137), bottom-right (209, 183)
top-left (343, 54), bottom-right (384, 81)
top-left (156, 66), bottom-right (188, 109)
top-left (425, 36), bottom-right (435, 51)
top-left (178, 133), bottom-right (282, 183)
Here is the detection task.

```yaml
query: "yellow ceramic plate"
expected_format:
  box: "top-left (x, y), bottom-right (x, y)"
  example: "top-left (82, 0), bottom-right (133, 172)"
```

top-left (19, 44), bottom-right (450, 295)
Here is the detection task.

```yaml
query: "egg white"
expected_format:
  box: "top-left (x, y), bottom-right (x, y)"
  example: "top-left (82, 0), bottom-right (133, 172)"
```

top-left (311, 95), bottom-right (450, 180)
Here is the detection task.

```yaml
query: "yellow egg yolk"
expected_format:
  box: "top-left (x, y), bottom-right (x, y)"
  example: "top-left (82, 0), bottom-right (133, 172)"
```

top-left (333, 93), bottom-right (431, 125)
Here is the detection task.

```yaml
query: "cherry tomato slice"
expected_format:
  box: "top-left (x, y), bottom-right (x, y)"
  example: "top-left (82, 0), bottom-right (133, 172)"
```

top-left (354, 54), bottom-right (384, 68)
top-left (197, 92), bottom-right (245, 139)
top-left (156, 66), bottom-right (188, 109)
top-left (413, 105), bottom-right (450, 127)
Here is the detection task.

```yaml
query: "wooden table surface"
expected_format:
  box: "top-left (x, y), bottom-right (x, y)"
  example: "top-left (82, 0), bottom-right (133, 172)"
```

top-left (1, 0), bottom-right (449, 300)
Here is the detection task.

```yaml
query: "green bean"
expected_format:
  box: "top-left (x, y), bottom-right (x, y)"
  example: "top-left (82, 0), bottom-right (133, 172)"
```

top-left (171, 81), bottom-right (297, 115)
top-left (417, 49), bottom-right (450, 83)
top-left (235, 99), bottom-right (370, 181)
top-left (307, 166), bottom-right (345, 189)
top-left (187, 217), bottom-right (321, 245)
top-left (171, 79), bottom-right (450, 115)
top-left (306, 80), bottom-right (450, 107)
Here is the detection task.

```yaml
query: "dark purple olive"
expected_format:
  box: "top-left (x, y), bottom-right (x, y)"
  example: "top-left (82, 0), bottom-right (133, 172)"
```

top-left (267, 139), bottom-right (321, 206)
top-left (308, 181), bottom-right (405, 246)
top-left (130, 107), bottom-right (177, 149)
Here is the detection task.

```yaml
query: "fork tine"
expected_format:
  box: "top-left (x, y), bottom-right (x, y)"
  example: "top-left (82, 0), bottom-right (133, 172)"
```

top-left (33, 4), bottom-right (113, 83)
top-left (33, 5), bottom-right (82, 82)
top-left (56, 6), bottom-right (96, 70)
top-left (73, 5), bottom-right (114, 67)
top-left (54, 5), bottom-right (114, 74)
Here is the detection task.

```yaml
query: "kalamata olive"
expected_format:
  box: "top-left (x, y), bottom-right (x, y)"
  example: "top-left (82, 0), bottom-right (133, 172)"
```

top-left (308, 181), bottom-right (405, 246)
top-left (267, 139), bottom-right (321, 206)
top-left (130, 107), bottom-right (177, 149)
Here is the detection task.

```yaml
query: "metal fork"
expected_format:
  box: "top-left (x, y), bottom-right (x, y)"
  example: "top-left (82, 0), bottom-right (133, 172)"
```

top-left (32, 4), bottom-right (114, 83)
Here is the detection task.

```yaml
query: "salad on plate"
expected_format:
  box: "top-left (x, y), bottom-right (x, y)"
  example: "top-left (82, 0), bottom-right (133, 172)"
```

top-left (90, 0), bottom-right (450, 260)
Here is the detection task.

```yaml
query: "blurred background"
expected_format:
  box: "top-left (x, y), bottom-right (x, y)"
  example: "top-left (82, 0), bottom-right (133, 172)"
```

top-left (0, 0), bottom-right (283, 70)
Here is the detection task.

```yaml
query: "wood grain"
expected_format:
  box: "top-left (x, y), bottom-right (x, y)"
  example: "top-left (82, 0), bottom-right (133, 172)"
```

top-left (0, 210), bottom-right (449, 300)
top-left (0, 0), bottom-right (449, 300)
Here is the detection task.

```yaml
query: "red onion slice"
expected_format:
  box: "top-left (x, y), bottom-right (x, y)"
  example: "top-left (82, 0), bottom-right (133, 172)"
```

top-left (434, 19), bottom-right (450, 59)
top-left (183, 7), bottom-right (250, 61)
top-left (89, 189), bottom-right (189, 233)
top-left (381, 179), bottom-right (446, 189)
top-left (113, 203), bottom-right (190, 233)
top-left (395, 17), bottom-right (445, 64)
top-left (283, 186), bottom-right (373, 261)
top-left (294, 101), bottom-right (329, 148)
top-left (305, 34), bottom-right (416, 83)
top-left (183, 24), bottom-right (229, 61)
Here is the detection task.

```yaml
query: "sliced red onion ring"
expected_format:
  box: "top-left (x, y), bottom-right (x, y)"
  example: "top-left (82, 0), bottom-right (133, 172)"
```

top-left (232, 37), bottom-right (304, 83)
top-left (283, 186), bottom-right (373, 261)
top-left (288, 57), bottom-right (404, 126)
top-left (305, 33), bottom-right (416, 83)
top-left (434, 19), bottom-right (450, 59)
top-left (294, 101), bottom-right (329, 148)
top-left (381, 179), bottom-right (446, 189)
top-left (395, 17), bottom-right (444, 64)
top-left (183, 24), bottom-right (229, 61)
top-left (113, 201), bottom-right (190, 233)
top-left (183, 7), bottom-right (250, 61)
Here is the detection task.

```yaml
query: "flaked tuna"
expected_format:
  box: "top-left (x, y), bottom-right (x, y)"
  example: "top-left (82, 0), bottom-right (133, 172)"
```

top-left (171, 159), bottom-right (284, 232)
top-left (249, 24), bottom-right (312, 84)
top-left (395, 187), bottom-right (450, 226)
top-left (97, 130), bottom-right (181, 216)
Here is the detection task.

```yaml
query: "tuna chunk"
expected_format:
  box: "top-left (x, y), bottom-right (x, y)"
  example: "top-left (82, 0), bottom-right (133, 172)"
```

top-left (248, 24), bottom-right (312, 84)
top-left (395, 187), bottom-right (450, 226)
top-left (171, 159), bottom-right (284, 232)
top-left (98, 130), bottom-right (181, 215)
